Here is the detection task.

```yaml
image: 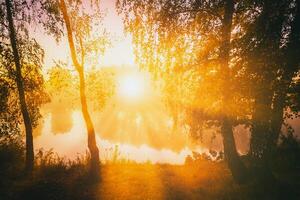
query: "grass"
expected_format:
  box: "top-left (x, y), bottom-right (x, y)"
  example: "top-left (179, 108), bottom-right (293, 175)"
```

top-left (1, 140), bottom-right (300, 200)
top-left (1, 162), bottom-right (300, 200)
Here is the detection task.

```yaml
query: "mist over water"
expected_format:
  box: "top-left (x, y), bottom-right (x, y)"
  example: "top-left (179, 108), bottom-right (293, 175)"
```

top-left (33, 106), bottom-right (254, 164)
top-left (34, 111), bottom-right (194, 164)
top-left (33, 66), bottom-right (300, 164)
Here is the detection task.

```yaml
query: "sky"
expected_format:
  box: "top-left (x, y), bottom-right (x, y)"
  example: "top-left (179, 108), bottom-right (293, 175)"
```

top-left (34, 0), bottom-right (135, 70)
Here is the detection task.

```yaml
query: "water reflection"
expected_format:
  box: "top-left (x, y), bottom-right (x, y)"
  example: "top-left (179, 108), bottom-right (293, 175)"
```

top-left (34, 111), bottom-right (195, 164)
top-left (33, 107), bottom-right (300, 163)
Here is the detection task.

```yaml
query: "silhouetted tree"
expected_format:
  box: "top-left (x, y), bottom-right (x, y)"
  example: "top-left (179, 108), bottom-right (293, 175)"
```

top-left (58, 0), bottom-right (110, 177)
top-left (1, 0), bottom-right (57, 171)
top-left (4, 0), bottom-right (35, 172)
top-left (238, 0), bottom-right (300, 179)
top-left (270, 0), bottom-right (300, 153)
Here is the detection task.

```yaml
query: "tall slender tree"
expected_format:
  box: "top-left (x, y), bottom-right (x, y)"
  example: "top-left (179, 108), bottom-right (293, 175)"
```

top-left (60, 0), bottom-right (100, 176)
top-left (218, 0), bottom-right (248, 183)
top-left (5, 0), bottom-right (34, 171)
top-left (1, 0), bottom-right (64, 172)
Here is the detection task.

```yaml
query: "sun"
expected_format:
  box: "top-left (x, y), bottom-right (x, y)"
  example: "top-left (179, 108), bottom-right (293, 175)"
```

top-left (117, 73), bottom-right (145, 100)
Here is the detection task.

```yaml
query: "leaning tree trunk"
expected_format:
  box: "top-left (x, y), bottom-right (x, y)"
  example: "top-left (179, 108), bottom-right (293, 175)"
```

top-left (219, 0), bottom-right (248, 184)
top-left (78, 70), bottom-right (100, 175)
top-left (5, 0), bottom-right (34, 172)
top-left (59, 0), bottom-right (100, 176)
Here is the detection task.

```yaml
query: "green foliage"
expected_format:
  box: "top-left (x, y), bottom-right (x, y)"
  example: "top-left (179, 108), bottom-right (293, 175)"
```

top-left (275, 133), bottom-right (300, 169)
top-left (59, 0), bottom-right (111, 68)
top-left (46, 63), bottom-right (78, 108)
top-left (86, 68), bottom-right (115, 111)
top-left (185, 150), bottom-right (224, 165)
top-left (0, 137), bottom-right (24, 175)
top-left (46, 65), bottom-right (115, 111)
top-left (0, 38), bottom-right (49, 129)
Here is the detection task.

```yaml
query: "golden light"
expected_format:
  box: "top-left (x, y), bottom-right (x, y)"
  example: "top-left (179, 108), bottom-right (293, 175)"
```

top-left (117, 73), bottom-right (145, 100)
top-left (34, 111), bottom-right (194, 164)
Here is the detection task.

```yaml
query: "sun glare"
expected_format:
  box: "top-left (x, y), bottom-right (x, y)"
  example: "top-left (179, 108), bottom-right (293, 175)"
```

top-left (117, 73), bottom-right (146, 100)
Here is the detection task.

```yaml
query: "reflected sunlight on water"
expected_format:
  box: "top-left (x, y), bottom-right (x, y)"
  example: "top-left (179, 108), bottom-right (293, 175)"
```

top-left (34, 111), bottom-right (199, 164)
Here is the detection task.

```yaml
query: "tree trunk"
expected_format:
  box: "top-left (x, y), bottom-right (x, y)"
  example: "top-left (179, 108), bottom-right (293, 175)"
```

top-left (251, 0), bottom-right (300, 180)
top-left (221, 117), bottom-right (248, 183)
top-left (250, 93), bottom-right (275, 181)
top-left (269, 0), bottom-right (300, 163)
top-left (59, 0), bottom-right (100, 176)
top-left (219, 0), bottom-right (248, 183)
top-left (5, 0), bottom-right (34, 172)
top-left (270, 84), bottom-right (288, 152)
top-left (79, 71), bottom-right (100, 175)
top-left (247, 0), bottom-right (294, 182)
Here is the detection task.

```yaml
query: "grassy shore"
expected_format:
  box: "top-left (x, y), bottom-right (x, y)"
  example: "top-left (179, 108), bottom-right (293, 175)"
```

top-left (1, 140), bottom-right (300, 200)
top-left (1, 161), bottom-right (300, 200)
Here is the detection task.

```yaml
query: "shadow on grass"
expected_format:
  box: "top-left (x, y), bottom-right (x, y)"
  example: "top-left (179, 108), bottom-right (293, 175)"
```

top-left (1, 140), bottom-right (300, 200)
